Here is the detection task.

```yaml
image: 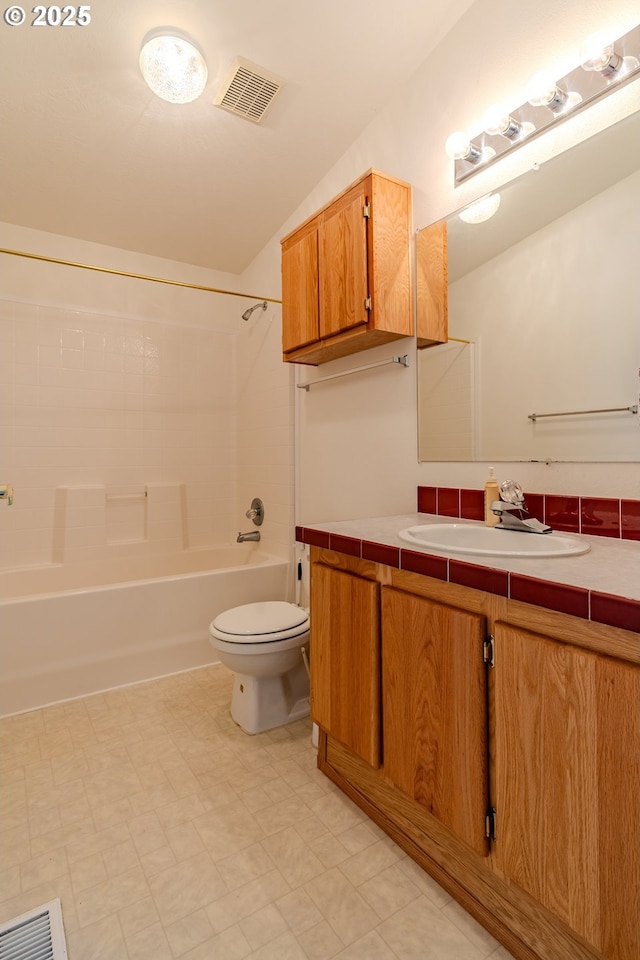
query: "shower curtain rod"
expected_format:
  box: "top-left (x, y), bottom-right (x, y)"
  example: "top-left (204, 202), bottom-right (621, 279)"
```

top-left (0, 247), bottom-right (282, 304)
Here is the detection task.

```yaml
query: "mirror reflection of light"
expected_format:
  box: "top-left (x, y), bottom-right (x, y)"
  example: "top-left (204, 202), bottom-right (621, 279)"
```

top-left (458, 193), bottom-right (501, 224)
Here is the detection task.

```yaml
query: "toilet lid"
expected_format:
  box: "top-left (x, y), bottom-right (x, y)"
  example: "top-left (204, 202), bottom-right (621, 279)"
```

top-left (212, 601), bottom-right (309, 644)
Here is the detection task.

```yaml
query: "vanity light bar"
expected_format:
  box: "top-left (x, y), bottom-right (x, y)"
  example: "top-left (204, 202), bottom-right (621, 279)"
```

top-left (449, 22), bottom-right (640, 184)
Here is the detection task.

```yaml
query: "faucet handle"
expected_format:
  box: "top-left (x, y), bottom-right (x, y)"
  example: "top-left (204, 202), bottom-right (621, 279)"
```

top-left (499, 479), bottom-right (524, 505)
top-left (0, 484), bottom-right (14, 506)
top-left (245, 497), bottom-right (264, 525)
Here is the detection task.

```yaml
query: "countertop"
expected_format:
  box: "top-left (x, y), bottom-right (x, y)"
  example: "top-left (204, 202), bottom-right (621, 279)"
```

top-left (296, 513), bottom-right (640, 634)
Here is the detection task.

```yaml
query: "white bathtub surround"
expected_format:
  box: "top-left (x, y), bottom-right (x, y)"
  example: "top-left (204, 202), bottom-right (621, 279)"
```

top-left (50, 482), bottom-right (188, 565)
top-left (0, 548), bottom-right (289, 716)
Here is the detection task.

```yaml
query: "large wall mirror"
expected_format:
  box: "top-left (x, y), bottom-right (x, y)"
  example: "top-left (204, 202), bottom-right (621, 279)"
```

top-left (416, 108), bottom-right (640, 463)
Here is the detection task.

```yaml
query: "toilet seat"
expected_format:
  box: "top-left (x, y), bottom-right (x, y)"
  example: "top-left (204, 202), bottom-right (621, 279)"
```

top-left (210, 601), bottom-right (310, 645)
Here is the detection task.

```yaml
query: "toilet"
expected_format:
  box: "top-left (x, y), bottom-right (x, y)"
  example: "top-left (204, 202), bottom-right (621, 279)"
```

top-left (209, 600), bottom-right (310, 734)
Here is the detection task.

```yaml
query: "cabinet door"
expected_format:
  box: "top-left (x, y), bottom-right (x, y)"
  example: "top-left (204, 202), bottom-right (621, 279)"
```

top-left (282, 223), bottom-right (319, 353)
top-left (319, 190), bottom-right (369, 339)
top-left (381, 587), bottom-right (489, 856)
top-left (310, 563), bottom-right (380, 768)
top-left (493, 622), bottom-right (640, 959)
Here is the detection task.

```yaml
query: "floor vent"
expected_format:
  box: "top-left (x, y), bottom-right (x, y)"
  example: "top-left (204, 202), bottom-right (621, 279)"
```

top-left (213, 57), bottom-right (285, 123)
top-left (0, 899), bottom-right (67, 960)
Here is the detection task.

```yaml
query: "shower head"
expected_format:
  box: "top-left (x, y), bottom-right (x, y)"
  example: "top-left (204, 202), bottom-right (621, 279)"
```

top-left (242, 301), bottom-right (268, 321)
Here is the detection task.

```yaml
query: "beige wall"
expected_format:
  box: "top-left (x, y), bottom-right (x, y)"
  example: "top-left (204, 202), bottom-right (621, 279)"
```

top-left (242, 0), bottom-right (640, 524)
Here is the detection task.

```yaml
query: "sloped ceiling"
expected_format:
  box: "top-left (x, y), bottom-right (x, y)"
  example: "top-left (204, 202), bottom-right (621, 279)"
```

top-left (0, 0), bottom-right (474, 273)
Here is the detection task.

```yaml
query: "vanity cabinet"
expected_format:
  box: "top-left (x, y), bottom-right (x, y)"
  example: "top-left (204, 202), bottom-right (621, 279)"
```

top-left (309, 563), bottom-right (381, 768)
top-left (281, 170), bottom-right (413, 365)
top-left (382, 587), bottom-right (489, 858)
top-left (309, 547), bottom-right (640, 960)
top-left (493, 622), bottom-right (640, 959)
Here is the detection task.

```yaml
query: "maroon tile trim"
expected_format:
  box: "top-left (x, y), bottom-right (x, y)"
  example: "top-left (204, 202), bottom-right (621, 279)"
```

top-left (362, 540), bottom-right (400, 568)
top-left (524, 493), bottom-right (544, 524)
top-left (298, 527), bottom-right (330, 548)
top-left (510, 574), bottom-right (589, 620)
top-left (590, 592), bottom-right (640, 633)
top-left (400, 549), bottom-right (448, 581)
top-left (545, 495), bottom-right (580, 533)
top-left (437, 487), bottom-right (460, 518)
top-left (330, 534), bottom-right (361, 557)
top-left (621, 500), bottom-right (640, 541)
top-left (416, 486), bottom-right (640, 543)
top-left (461, 489), bottom-right (484, 521)
top-left (581, 497), bottom-right (621, 538)
top-left (449, 560), bottom-right (508, 597)
top-left (417, 486), bottom-right (437, 514)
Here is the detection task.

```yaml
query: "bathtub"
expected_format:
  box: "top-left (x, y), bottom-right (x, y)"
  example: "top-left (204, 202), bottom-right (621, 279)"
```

top-left (0, 546), bottom-right (290, 716)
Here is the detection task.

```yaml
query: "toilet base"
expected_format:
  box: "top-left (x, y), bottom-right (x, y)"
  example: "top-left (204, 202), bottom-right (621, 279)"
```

top-left (229, 657), bottom-right (310, 735)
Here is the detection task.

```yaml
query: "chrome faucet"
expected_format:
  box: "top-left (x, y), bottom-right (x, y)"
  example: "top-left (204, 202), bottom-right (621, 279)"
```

top-left (237, 530), bottom-right (261, 543)
top-left (491, 480), bottom-right (551, 534)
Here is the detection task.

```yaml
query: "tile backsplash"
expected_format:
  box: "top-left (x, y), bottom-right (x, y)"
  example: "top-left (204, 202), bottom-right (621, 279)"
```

top-left (417, 486), bottom-right (640, 541)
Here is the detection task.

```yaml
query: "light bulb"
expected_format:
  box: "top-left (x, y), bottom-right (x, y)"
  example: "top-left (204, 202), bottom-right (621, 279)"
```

top-left (580, 32), bottom-right (622, 76)
top-left (445, 131), bottom-right (483, 164)
top-left (483, 104), bottom-right (523, 140)
top-left (526, 72), bottom-right (563, 107)
top-left (458, 193), bottom-right (501, 224)
top-left (526, 72), bottom-right (582, 114)
top-left (140, 33), bottom-right (208, 104)
top-left (445, 132), bottom-right (476, 162)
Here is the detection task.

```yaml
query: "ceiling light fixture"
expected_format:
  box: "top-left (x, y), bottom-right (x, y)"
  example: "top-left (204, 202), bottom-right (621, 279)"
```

top-left (446, 21), bottom-right (640, 184)
top-left (139, 30), bottom-right (208, 104)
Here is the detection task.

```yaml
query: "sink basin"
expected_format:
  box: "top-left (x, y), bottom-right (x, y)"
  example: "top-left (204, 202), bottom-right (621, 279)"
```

top-left (398, 523), bottom-right (590, 558)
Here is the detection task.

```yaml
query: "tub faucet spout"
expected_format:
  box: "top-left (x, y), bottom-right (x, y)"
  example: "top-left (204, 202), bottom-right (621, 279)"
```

top-left (237, 530), bottom-right (261, 543)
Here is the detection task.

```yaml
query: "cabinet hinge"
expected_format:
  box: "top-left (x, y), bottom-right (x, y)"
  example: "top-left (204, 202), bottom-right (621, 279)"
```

top-left (363, 202), bottom-right (371, 218)
top-left (365, 296), bottom-right (372, 312)
top-left (485, 806), bottom-right (497, 841)
top-left (483, 634), bottom-right (495, 667)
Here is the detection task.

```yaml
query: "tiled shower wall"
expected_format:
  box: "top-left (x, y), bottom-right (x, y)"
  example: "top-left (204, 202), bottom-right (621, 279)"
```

top-left (0, 298), bottom-right (239, 569)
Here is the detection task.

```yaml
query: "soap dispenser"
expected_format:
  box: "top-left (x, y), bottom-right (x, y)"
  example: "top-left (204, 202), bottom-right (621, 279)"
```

top-left (484, 467), bottom-right (500, 527)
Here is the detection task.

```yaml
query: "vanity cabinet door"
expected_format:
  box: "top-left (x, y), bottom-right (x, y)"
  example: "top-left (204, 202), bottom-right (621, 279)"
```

top-left (492, 621), bottom-right (640, 959)
top-left (310, 563), bottom-right (381, 768)
top-left (381, 587), bottom-right (489, 857)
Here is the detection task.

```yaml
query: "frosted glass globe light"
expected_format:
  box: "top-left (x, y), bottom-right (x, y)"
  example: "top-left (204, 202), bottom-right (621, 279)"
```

top-left (458, 193), bottom-right (501, 224)
top-left (140, 34), bottom-right (208, 104)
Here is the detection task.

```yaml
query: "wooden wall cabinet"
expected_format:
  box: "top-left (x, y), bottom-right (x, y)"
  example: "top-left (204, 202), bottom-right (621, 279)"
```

top-left (310, 548), bottom-right (640, 960)
top-left (415, 220), bottom-right (448, 348)
top-left (281, 170), bottom-right (413, 365)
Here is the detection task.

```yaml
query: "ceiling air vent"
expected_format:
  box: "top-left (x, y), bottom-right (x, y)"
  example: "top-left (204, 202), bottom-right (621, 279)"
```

top-left (213, 57), bottom-right (285, 123)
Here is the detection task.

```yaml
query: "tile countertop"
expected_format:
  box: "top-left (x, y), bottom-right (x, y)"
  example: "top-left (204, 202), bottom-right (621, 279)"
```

top-left (296, 513), bottom-right (640, 635)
